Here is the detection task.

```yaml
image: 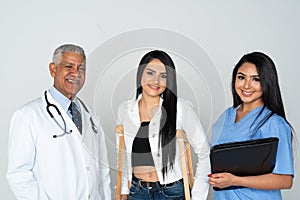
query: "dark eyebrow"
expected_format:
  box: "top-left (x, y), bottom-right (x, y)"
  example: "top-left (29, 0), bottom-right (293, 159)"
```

top-left (145, 68), bottom-right (156, 73)
top-left (62, 62), bottom-right (85, 67)
top-left (145, 67), bottom-right (166, 74)
top-left (237, 72), bottom-right (259, 77)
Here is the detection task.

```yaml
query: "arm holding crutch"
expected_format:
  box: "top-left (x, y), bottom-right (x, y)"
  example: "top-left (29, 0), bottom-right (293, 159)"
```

top-left (177, 129), bottom-right (194, 200)
top-left (178, 99), bottom-right (211, 200)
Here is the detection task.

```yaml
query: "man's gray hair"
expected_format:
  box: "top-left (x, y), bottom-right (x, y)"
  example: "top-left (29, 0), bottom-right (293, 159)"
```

top-left (52, 44), bottom-right (86, 65)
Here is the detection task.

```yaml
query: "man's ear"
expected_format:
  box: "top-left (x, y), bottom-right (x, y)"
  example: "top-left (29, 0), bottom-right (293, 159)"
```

top-left (49, 62), bottom-right (56, 78)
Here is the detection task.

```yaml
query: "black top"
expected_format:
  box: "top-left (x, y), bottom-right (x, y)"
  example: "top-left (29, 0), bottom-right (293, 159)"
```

top-left (131, 121), bottom-right (155, 167)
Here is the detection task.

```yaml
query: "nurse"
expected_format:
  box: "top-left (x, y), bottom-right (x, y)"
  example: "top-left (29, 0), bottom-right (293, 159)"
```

top-left (7, 44), bottom-right (111, 200)
top-left (209, 52), bottom-right (294, 200)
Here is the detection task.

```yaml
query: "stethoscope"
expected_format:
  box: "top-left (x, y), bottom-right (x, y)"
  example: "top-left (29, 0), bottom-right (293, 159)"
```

top-left (44, 91), bottom-right (98, 138)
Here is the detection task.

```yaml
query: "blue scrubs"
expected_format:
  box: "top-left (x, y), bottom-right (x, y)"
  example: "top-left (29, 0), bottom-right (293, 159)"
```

top-left (211, 106), bottom-right (294, 200)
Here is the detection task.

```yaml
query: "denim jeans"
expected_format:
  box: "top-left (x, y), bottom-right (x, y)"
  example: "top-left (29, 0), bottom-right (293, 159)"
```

top-left (129, 176), bottom-right (185, 200)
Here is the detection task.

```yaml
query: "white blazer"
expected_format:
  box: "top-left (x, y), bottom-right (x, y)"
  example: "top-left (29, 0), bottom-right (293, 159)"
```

top-left (7, 91), bottom-right (111, 200)
top-left (117, 95), bottom-right (211, 200)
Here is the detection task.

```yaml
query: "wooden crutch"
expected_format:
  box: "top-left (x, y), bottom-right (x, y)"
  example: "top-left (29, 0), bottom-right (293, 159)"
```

top-left (176, 129), bottom-right (194, 200)
top-left (115, 125), bottom-right (124, 200)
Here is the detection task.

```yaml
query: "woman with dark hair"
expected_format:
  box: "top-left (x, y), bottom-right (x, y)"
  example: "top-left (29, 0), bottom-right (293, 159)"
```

top-left (116, 50), bottom-right (210, 200)
top-left (209, 52), bottom-right (294, 199)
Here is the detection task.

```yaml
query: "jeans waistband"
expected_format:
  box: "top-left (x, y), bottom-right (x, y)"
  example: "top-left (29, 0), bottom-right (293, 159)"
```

top-left (132, 175), bottom-right (183, 189)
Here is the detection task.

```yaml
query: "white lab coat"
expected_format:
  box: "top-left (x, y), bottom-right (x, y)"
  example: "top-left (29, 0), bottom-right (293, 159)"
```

top-left (7, 91), bottom-right (111, 200)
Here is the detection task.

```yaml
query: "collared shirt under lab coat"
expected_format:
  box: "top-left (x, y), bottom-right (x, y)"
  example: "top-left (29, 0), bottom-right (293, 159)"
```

top-left (7, 90), bottom-right (111, 200)
top-left (116, 95), bottom-right (211, 200)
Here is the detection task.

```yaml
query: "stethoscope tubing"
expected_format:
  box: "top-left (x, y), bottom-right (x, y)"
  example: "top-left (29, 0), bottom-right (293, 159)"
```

top-left (44, 91), bottom-right (98, 138)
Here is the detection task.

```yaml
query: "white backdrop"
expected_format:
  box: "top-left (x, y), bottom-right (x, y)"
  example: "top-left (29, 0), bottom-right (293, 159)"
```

top-left (1, 1), bottom-right (299, 199)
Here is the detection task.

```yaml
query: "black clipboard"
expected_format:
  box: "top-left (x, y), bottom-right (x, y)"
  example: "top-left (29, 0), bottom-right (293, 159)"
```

top-left (210, 137), bottom-right (278, 190)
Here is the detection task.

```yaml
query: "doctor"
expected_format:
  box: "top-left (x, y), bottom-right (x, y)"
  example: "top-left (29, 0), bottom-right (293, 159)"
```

top-left (7, 44), bottom-right (111, 200)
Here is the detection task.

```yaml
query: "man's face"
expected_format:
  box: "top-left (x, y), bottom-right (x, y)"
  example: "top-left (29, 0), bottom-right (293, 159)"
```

top-left (49, 52), bottom-right (86, 99)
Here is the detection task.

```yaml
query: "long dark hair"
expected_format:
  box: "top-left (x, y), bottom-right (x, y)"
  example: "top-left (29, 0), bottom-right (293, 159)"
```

top-left (136, 50), bottom-right (177, 178)
top-left (231, 52), bottom-right (292, 133)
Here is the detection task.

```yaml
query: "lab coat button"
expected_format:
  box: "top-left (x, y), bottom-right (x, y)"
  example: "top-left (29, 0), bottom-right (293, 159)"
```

top-left (88, 194), bottom-right (91, 199)
top-left (152, 134), bottom-right (156, 138)
top-left (86, 166), bottom-right (90, 171)
top-left (157, 153), bottom-right (160, 157)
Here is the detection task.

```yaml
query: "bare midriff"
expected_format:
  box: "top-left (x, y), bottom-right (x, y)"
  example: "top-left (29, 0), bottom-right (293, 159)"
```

top-left (133, 166), bottom-right (159, 182)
